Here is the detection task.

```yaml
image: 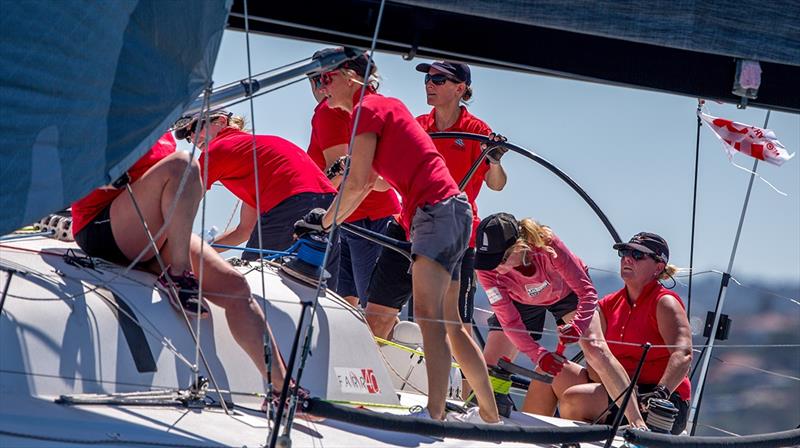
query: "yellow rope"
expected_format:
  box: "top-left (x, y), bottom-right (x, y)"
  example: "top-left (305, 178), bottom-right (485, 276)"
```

top-left (374, 336), bottom-right (460, 369)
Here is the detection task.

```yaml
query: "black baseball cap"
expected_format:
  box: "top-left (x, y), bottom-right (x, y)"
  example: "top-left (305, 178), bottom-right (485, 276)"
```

top-left (474, 213), bottom-right (519, 270)
top-left (311, 47), bottom-right (373, 78)
top-left (613, 232), bottom-right (669, 263)
top-left (415, 60), bottom-right (471, 86)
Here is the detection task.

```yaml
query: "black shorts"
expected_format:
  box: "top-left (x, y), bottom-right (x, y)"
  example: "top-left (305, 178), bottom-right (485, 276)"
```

top-left (457, 248), bottom-right (477, 322)
top-left (487, 292), bottom-right (579, 337)
top-left (74, 204), bottom-right (131, 265)
top-left (366, 220), bottom-right (412, 309)
top-left (604, 385), bottom-right (690, 435)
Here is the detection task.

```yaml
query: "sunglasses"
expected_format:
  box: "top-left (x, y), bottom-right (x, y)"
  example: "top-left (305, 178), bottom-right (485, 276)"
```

top-left (310, 75), bottom-right (322, 89)
top-left (319, 70), bottom-right (340, 87)
top-left (618, 249), bottom-right (661, 262)
top-left (424, 73), bottom-right (460, 86)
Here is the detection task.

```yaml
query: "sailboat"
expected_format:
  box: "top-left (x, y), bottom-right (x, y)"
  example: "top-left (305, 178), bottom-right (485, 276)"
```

top-left (2, 1), bottom-right (799, 447)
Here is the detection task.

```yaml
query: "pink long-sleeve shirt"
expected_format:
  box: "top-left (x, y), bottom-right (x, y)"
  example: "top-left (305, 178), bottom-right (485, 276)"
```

top-left (476, 234), bottom-right (598, 362)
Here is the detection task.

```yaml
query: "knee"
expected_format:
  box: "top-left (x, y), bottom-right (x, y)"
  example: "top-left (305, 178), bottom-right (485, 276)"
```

top-left (580, 338), bottom-right (610, 368)
top-left (558, 388), bottom-right (584, 420)
top-left (165, 152), bottom-right (202, 184)
top-left (213, 271), bottom-right (253, 309)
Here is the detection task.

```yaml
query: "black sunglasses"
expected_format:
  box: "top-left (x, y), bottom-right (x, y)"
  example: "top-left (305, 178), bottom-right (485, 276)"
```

top-left (424, 73), bottom-right (459, 85)
top-left (618, 249), bottom-right (661, 262)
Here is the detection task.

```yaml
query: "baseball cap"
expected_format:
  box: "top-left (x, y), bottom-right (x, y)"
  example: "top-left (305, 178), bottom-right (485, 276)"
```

top-left (311, 47), bottom-right (373, 78)
top-left (474, 213), bottom-right (519, 270)
top-left (415, 60), bottom-right (471, 86)
top-left (613, 232), bottom-right (669, 263)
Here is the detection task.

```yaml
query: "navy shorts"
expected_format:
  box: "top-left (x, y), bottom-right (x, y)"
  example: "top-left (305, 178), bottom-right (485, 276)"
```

top-left (487, 292), bottom-right (579, 336)
top-left (242, 192), bottom-right (340, 291)
top-left (338, 216), bottom-right (394, 307)
top-left (366, 220), bottom-right (412, 309)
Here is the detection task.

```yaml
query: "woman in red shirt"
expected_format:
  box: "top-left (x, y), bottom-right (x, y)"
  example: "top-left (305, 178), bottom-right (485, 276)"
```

top-left (307, 48), bottom-right (401, 307)
top-left (72, 133), bottom-right (205, 313)
top-left (176, 112), bottom-right (341, 289)
top-left (557, 232), bottom-right (692, 433)
top-left (296, 50), bottom-right (501, 424)
top-left (73, 131), bottom-right (293, 407)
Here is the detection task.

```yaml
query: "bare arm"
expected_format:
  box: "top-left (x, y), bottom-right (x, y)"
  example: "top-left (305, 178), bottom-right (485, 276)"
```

top-left (211, 203), bottom-right (258, 251)
top-left (580, 309), bottom-right (646, 427)
top-left (656, 295), bottom-right (693, 393)
top-left (484, 162), bottom-right (507, 190)
top-left (321, 133), bottom-right (378, 228)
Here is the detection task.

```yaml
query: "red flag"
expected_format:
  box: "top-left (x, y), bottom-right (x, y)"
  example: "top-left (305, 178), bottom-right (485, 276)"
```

top-left (698, 111), bottom-right (795, 166)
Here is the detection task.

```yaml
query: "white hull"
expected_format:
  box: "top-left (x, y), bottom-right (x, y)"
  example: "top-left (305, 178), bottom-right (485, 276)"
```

top-left (0, 236), bottom-right (624, 447)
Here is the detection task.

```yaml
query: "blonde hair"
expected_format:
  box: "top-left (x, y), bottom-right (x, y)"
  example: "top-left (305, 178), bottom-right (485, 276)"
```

top-left (460, 85), bottom-right (473, 104)
top-left (228, 115), bottom-right (246, 130)
top-left (512, 218), bottom-right (557, 258)
top-left (660, 263), bottom-right (679, 281)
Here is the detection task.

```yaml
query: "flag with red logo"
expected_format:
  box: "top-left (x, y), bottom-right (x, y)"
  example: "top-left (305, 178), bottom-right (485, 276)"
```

top-left (698, 111), bottom-right (794, 166)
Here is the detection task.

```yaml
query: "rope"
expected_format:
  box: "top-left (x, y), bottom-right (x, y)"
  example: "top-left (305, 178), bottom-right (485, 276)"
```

top-left (240, 0), bottom-right (274, 430)
top-left (276, 1), bottom-right (389, 445)
top-left (687, 100), bottom-right (703, 318)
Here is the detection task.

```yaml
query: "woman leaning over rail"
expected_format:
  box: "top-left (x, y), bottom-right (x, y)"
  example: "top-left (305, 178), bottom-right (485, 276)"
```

top-left (172, 112), bottom-right (337, 415)
top-left (557, 232), bottom-right (692, 434)
top-left (174, 111), bottom-right (341, 289)
top-left (72, 131), bottom-right (294, 413)
top-left (294, 50), bottom-right (501, 424)
top-left (474, 213), bottom-right (647, 428)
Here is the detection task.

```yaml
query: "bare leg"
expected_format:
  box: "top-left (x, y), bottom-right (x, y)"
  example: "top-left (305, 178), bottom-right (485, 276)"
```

top-left (188, 235), bottom-right (286, 388)
top-left (444, 279), bottom-right (500, 423)
top-left (365, 302), bottom-right (401, 339)
top-left (343, 295), bottom-right (359, 308)
top-left (524, 361), bottom-right (586, 415)
top-left (110, 152), bottom-right (202, 273)
top-left (411, 255), bottom-right (451, 420)
top-left (463, 330), bottom-right (518, 400)
top-left (559, 382), bottom-right (611, 422)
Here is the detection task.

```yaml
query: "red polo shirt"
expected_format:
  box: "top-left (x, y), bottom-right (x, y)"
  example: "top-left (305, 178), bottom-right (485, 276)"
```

top-left (351, 92), bottom-right (460, 232)
top-left (599, 280), bottom-right (692, 400)
top-left (308, 100), bottom-right (400, 222)
top-left (71, 133), bottom-right (176, 235)
top-left (200, 128), bottom-right (335, 213)
top-left (417, 106), bottom-right (492, 248)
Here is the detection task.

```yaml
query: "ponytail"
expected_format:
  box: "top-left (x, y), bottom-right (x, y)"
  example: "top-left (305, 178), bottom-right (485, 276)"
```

top-left (512, 218), bottom-right (556, 258)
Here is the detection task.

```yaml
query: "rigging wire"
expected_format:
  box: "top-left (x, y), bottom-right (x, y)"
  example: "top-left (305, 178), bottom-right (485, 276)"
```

top-left (687, 99), bottom-right (704, 319)
top-left (688, 110), bottom-right (772, 435)
top-left (271, 1), bottom-right (388, 445)
top-left (240, 0), bottom-right (275, 428)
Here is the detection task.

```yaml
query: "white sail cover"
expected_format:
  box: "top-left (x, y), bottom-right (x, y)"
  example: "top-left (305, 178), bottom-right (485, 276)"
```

top-left (0, 0), bottom-right (231, 235)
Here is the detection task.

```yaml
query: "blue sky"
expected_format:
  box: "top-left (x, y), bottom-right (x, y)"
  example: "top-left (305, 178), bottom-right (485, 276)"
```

top-left (190, 31), bottom-right (799, 285)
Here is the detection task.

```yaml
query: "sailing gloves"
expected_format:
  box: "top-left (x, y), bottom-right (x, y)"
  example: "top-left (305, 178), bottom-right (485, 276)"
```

top-left (293, 208), bottom-right (329, 238)
top-left (536, 350), bottom-right (567, 377)
top-left (482, 133), bottom-right (509, 164)
top-left (558, 323), bottom-right (582, 346)
top-left (639, 385), bottom-right (671, 409)
top-left (325, 155), bottom-right (348, 180)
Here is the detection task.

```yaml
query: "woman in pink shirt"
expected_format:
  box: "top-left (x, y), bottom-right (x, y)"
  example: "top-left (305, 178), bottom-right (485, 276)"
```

top-left (475, 213), bottom-right (645, 425)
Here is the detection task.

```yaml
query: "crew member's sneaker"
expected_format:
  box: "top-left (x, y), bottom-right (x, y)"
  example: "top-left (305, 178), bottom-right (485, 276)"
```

top-left (446, 406), bottom-right (504, 425)
top-left (157, 269), bottom-right (209, 319)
